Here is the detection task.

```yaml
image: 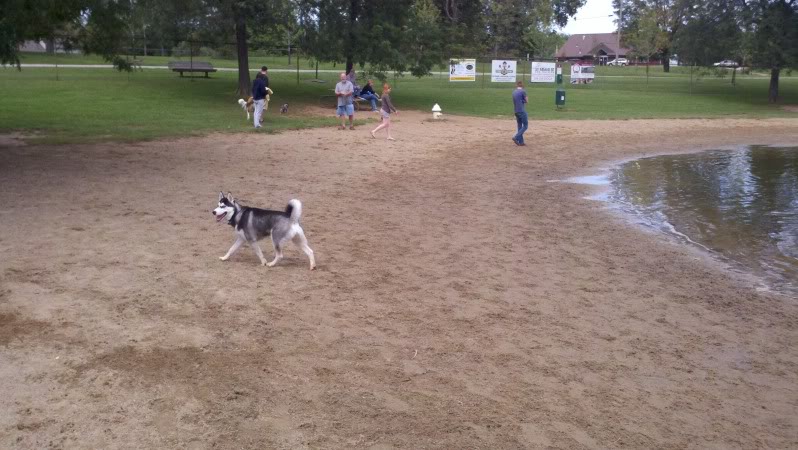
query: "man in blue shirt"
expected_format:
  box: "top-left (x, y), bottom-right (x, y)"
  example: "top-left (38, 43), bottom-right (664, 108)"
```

top-left (511, 81), bottom-right (528, 146)
top-left (358, 80), bottom-right (380, 112)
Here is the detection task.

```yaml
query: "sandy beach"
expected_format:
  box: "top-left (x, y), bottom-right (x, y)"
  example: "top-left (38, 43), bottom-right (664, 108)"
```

top-left (1, 114), bottom-right (797, 449)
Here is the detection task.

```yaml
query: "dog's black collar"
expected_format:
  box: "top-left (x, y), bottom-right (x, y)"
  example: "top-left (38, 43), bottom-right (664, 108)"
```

top-left (228, 208), bottom-right (243, 227)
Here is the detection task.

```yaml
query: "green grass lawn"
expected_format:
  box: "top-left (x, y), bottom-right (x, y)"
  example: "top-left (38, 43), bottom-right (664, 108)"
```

top-left (0, 64), bottom-right (795, 143)
top-left (0, 68), bottom-right (347, 143)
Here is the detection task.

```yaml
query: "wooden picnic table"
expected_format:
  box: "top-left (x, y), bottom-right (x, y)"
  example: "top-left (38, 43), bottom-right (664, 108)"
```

top-left (319, 89), bottom-right (382, 111)
top-left (167, 61), bottom-right (217, 77)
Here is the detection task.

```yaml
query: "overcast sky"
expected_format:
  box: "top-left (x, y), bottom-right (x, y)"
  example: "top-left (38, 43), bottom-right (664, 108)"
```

top-left (557, 0), bottom-right (617, 35)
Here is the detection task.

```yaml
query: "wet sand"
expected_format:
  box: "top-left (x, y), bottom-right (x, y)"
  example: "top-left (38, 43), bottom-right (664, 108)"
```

top-left (1, 115), bottom-right (797, 448)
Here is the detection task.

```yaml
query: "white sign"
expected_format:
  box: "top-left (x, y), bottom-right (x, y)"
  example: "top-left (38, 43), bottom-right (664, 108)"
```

top-left (531, 62), bottom-right (556, 83)
top-left (491, 60), bottom-right (517, 82)
top-left (449, 59), bottom-right (476, 82)
top-left (570, 64), bottom-right (595, 84)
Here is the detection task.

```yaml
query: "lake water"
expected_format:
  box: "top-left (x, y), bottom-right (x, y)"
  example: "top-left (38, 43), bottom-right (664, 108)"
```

top-left (607, 146), bottom-right (798, 295)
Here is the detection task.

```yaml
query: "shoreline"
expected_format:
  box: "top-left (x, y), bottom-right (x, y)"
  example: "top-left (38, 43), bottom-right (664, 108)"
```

top-left (1, 115), bottom-right (797, 448)
top-left (564, 143), bottom-right (798, 298)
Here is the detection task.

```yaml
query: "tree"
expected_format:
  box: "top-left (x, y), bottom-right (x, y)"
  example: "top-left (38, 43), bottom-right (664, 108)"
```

top-left (79, 1), bottom-right (137, 70)
top-left (403, 0), bottom-right (446, 76)
top-left (298, 0), bottom-right (444, 78)
top-left (626, 7), bottom-right (667, 84)
top-left (0, 0), bottom-right (85, 68)
top-left (614, 0), bottom-right (691, 72)
top-left (673, 0), bottom-right (744, 67)
top-left (125, 0), bottom-right (206, 56)
top-left (483, 0), bottom-right (585, 57)
top-left (298, 0), bottom-right (582, 80)
top-left (747, 0), bottom-right (798, 102)
top-left (522, 29), bottom-right (568, 59)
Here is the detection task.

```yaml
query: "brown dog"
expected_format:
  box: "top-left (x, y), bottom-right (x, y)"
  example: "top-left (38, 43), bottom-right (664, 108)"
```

top-left (237, 88), bottom-right (274, 123)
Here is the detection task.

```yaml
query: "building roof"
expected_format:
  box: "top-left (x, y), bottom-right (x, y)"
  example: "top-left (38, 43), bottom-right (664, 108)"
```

top-left (19, 40), bottom-right (46, 52)
top-left (557, 33), bottom-right (630, 59)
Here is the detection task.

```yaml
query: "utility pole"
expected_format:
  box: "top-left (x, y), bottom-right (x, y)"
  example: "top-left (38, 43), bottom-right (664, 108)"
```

top-left (617, 2), bottom-right (622, 62)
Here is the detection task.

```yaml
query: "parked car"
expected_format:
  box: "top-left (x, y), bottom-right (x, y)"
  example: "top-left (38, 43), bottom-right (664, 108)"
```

top-left (607, 58), bottom-right (628, 66)
top-left (713, 60), bottom-right (739, 68)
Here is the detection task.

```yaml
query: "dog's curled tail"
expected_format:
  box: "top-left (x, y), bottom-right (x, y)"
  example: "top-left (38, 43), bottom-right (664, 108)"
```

top-left (286, 199), bottom-right (302, 223)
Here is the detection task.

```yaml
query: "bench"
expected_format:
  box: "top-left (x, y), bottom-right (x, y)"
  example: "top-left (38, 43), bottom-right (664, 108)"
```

top-left (319, 91), bottom-right (381, 111)
top-left (167, 61), bottom-right (217, 78)
top-left (353, 96), bottom-right (382, 111)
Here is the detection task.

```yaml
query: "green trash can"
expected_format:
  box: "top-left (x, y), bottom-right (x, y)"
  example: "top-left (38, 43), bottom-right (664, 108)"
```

top-left (556, 73), bottom-right (563, 84)
top-left (555, 88), bottom-right (566, 107)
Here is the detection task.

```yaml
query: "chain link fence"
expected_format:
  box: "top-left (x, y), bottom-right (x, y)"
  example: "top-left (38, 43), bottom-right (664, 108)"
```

top-left (15, 38), bottom-right (790, 100)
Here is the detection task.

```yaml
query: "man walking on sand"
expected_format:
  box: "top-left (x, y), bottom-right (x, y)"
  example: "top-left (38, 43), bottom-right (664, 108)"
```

top-left (335, 72), bottom-right (355, 130)
top-left (512, 80), bottom-right (528, 146)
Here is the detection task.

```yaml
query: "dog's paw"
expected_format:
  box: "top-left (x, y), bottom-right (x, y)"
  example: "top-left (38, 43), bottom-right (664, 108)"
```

top-left (309, 264), bottom-right (316, 271)
top-left (219, 256), bottom-right (228, 261)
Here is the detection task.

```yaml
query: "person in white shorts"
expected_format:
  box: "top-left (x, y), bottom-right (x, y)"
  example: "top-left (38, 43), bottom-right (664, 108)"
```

top-left (370, 83), bottom-right (398, 141)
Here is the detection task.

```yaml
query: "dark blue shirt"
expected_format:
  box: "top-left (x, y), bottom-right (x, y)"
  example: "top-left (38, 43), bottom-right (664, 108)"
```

top-left (512, 89), bottom-right (527, 113)
top-left (360, 84), bottom-right (375, 95)
top-left (252, 78), bottom-right (266, 100)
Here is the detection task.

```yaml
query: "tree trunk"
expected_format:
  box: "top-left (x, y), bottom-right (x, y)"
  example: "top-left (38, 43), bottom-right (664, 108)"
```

top-left (235, 10), bottom-right (251, 97)
top-left (662, 49), bottom-right (670, 73)
top-left (46, 37), bottom-right (56, 54)
top-left (769, 67), bottom-right (779, 103)
top-left (345, 0), bottom-right (358, 75)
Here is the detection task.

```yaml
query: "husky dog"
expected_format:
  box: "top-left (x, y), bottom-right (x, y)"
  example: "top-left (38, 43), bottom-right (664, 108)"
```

top-left (238, 96), bottom-right (255, 120)
top-left (237, 88), bottom-right (275, 121)
top-left (212, 192), bottom-right (316, 270)
top-left (280, 103), bottom-right (289, 114)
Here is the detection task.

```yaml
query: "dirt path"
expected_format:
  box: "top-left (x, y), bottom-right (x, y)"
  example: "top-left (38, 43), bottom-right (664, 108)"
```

top-left (1, 115), bottom-right (797, 449)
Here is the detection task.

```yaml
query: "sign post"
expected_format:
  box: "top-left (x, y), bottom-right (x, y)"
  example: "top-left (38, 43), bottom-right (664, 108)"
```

top-left (490, 60), bottom-right (517, 83)
top-left (555, 64), bottom-right (565, 109)
top-left (449, 59), bottom-right (476, 82)
top-left (530, 62), bottom-right (556, 83)
top-left (570, 63), bottom-right (595, 84)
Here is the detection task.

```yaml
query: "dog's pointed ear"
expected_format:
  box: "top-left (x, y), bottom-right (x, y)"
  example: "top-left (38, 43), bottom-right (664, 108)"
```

top-left (226, 192), bottom-right (234, 202)
top-left (218, 191), bottom-right (224, 202)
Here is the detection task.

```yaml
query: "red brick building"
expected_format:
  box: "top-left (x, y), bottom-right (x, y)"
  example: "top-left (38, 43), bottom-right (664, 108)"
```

top-left (556, 33), bottom-right (629, 65)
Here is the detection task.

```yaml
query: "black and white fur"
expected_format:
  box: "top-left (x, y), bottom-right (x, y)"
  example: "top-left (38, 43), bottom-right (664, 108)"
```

top-left (212, 192), bottom-right (316, 270)
top-left (280, 103), bottom-right (289, 114)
